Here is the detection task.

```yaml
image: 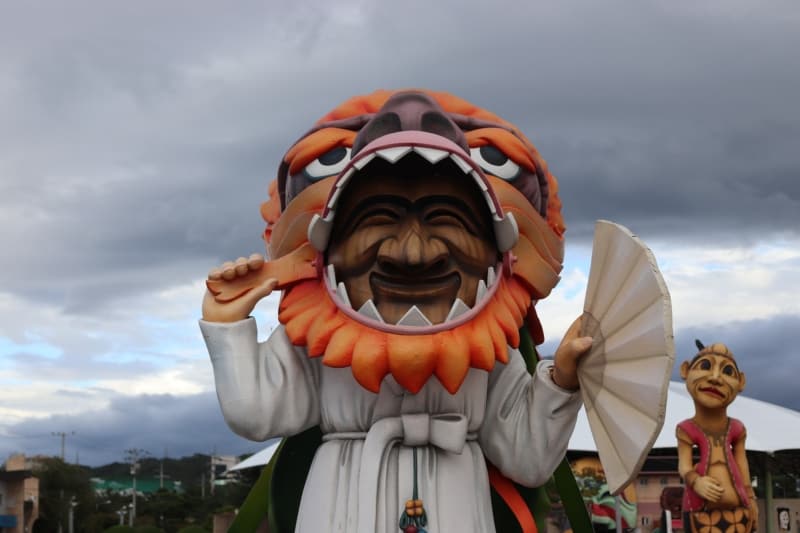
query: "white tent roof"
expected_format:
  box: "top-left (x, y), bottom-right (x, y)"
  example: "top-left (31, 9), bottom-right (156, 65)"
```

top-left (569, 381), bottom-right (800, 452)
top-left (228, 439), bottom-right (280, 472)
top-left (229, 382), bottom-right (800, 472)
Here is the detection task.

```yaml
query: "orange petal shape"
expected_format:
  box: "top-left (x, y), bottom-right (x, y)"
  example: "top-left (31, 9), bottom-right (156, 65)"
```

top-left (284, 305), bottom-right (320, 345)
top-left (387, 334), bottom-right (438, 394)
top-left (434, 331), bottom-right (470, 394)
top-left (321, 326), bottom-right (357, 367)
top-left (307, 310), bottom-right (346, 357)
top-left (351, 331), bottom-right (389, 393)
top-left (468, 321), bottom-right (496, 371)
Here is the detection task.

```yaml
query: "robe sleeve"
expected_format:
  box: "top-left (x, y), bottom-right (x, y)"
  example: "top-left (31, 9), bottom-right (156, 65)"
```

top-left (199, 318), bottom-right (321, 441)
top-left (478, 350), bottom-right (582, 487)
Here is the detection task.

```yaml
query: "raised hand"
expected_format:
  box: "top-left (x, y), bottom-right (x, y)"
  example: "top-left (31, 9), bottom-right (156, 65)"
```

top-left (202, 254), bottom-right (278, 323)
top-left (552, 316), bottom-right (593, 391)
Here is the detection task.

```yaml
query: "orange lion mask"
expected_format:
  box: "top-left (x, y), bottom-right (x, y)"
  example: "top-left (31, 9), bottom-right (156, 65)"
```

top-left (208, 89), bottom-right (565, 394)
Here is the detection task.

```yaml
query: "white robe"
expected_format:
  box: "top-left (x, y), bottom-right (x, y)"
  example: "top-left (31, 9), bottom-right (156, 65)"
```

top-left (200, 318), bottom-right (581, 533)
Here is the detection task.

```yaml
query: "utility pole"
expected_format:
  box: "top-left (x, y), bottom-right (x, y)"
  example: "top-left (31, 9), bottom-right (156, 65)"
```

top-left (160, 446), bottom-right (168, 489)
top-left (51, 431), bottom-right (75, 461)
top-left (210, 449), bottom-right (216, 496)
top-left (68, 496), bottom-right (77, 533)
top-left (124, 448), bottom-right (149, 527)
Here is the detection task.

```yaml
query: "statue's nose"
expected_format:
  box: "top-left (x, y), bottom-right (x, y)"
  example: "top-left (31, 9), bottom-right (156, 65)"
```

top-left (352, 91), bottom-right (467, 154)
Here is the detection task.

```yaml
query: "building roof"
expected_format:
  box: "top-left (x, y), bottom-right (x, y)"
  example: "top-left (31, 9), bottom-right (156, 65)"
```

top-left (568, 381), bottom-right (800, 452)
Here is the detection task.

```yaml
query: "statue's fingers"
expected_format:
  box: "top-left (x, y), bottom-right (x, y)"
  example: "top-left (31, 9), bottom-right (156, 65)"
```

top-left (234, 257), bottom-right (249, 276)
top-left (247, 253), bottom-right (265, 271)
top-left (221, 261), bottom-right (236, 280)
top-left (208, 268), bottom-right (222, 281)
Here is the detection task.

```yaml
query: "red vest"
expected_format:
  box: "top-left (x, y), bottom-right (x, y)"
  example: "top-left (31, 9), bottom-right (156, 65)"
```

top-left (678, 418), bottom-right (750, 511)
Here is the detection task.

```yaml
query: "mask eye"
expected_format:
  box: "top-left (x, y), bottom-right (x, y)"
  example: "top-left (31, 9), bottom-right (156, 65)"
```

top-left (698, 359), bottom-right (712, 370)
top-left (469, 145), bottom-right (521, 181)
top-left (303, 146), bottom-right (352, 181)
top-left (722, 364), bottom-right (736, 376)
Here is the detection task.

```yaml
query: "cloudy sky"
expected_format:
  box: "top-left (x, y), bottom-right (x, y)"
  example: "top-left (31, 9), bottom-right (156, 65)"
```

top-left (1, 1), bottom-right (798, 466)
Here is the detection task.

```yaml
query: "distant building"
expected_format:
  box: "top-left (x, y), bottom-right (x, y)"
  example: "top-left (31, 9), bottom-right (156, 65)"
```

top-left (0, 454), bottom-right (39, 533)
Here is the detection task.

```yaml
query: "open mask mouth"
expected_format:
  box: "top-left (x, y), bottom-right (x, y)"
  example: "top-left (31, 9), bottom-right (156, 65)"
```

top-left (307, 131), bottom-right (519, 334)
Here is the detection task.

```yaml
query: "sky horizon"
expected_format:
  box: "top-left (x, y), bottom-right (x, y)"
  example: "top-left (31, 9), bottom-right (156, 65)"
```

top-left (2, 0), bottom-right (799, 466)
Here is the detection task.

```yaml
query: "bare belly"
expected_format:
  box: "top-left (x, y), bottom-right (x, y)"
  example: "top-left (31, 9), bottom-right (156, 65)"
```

top-left (705, 463), bottom-right (742, 508)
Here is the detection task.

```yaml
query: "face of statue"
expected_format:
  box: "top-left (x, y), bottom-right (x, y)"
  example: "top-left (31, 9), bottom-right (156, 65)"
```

top-left (326, 156), bottom-right (498, 325)
top-left (680, 352), bottom-right (746, 410)
top-left (779, 510), bottom-right (790, 530)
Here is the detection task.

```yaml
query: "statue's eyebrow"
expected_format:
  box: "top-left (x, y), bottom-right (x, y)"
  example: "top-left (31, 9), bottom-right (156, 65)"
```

top-left (415, 195), bottom-right (487, 236)
top-left (336, 194), bottom-right (412, 235)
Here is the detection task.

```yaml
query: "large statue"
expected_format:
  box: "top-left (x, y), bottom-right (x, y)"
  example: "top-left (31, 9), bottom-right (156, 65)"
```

top-left (199, 90), bottom-right (674, 533)
top-left (200, 90), bottom-right (592, 533)
top-left (677, 340), bottom-right (758, 533)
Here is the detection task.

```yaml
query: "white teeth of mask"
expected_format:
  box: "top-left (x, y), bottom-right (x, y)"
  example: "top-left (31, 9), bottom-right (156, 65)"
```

top-left (396, 305), bottom-right (433, 327)
top-left (487, 266), bottom-right (496, 287)
top-left (326, 264), bottom-right (338, 291)
top-left (476, 280), bottom-right (488, 302)
top-left (357, 299), bottom-right (385, 322)
top-left (337, 282), bottom-right (351, 307)
top-left (446, 299), bottom-right (471, 321)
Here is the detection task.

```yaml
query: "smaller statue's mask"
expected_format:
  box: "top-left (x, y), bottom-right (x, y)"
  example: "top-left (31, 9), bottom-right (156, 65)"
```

top-left (680, 343), bottom-right (746, 410)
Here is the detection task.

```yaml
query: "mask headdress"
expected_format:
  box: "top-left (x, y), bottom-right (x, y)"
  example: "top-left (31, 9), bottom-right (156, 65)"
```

top-left (222, 89), bottom-right (566, 394)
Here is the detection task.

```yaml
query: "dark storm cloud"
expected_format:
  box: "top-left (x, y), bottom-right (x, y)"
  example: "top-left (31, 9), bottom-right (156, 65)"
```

top-left (2, 393), bottom-right (261, 466)
top-left (1, 0), bottom-right (799, 464)
top-left (2, 0), bottom-right (798, 316)
top-left (673, 314), bottom-right (800, 412)
top-left (537, 314), bottom-right (800, 414)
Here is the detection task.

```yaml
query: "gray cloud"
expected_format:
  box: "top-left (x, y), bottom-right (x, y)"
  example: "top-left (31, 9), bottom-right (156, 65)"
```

top-left (2, 392), bottom-right (260, 466)
top-left (672, 314), bottom-right (800, 412)
top-left (2, 0), bottom-right (797, 316)
top-left (1, 0), bottom-right (799, 464)
top-left (541, 314), bottom-right (800, 413)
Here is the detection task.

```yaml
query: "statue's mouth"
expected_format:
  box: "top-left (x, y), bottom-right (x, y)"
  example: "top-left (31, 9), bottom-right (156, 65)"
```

top-left (308, 131), bottom-right (519, 333)
top-left (699, 386), bottom-right (725, 399)
top-left (370, 272), bottom-right (461, 304)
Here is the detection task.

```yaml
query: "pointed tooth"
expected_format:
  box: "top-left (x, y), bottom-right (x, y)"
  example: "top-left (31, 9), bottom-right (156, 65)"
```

top-left (353, 152), bottom-right (376, 170)
top-left (396, 305), bottom-right (433, 326)
top-left (336, 168), bottom-right (355, 188)
top-left (471, 170), bottom-right (488, 191)
top-left (357, 299), bottom-right (385, 322)
top-left (450, 154), bottom-right (472, 174)
top-left (337, 282), bottom-right (351, 308)
top-left (376, 146), bottom-right (413, 163)
top-left (476, 280), bottom-right (488, 301)
top-left (413, 146), bottom-right (449, 164)
top-left (326, 265), bottom-right (337, 290)
top-left (446, 298), bottom-right (471, 321)
top-left (487, 266), bottom-right (496, 287)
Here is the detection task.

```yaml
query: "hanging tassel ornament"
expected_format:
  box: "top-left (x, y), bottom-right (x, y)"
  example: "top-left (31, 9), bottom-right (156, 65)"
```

top-left (399, 447), bottom-right (428, 533)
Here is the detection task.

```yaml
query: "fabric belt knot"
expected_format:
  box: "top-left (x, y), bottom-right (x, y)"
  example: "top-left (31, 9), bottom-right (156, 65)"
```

top-left (400, 413), bottom-right (469, 453)
top-left (356, 413), bottom-right (472, 533)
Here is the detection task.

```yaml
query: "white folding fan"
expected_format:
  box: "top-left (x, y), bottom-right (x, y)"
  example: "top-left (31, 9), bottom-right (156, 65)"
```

top-left (578, 220), bottom-right (675, 494)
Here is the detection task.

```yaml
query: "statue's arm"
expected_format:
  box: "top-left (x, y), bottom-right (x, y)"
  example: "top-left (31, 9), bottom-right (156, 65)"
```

top-left (478, 351), bottom-right (582, 487)
top-left (200, 318), bottom-right (320, 441)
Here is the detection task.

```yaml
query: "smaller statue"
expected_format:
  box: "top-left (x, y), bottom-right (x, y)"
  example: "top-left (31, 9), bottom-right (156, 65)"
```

top-left (677, 340), bottom-right (758, 533)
